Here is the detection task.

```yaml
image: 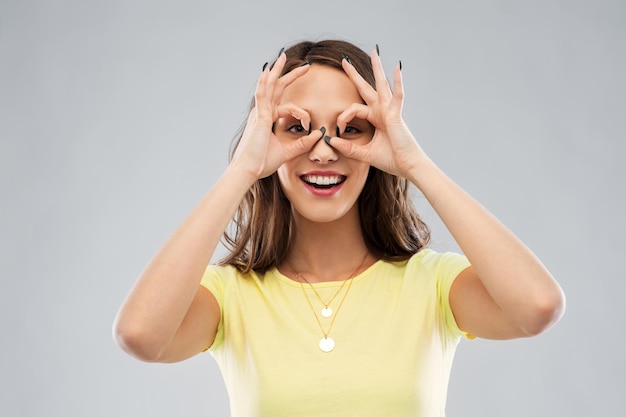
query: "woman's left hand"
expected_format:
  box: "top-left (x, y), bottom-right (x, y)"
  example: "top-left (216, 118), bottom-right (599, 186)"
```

top-left (327, 50), bottom-right (426, 178)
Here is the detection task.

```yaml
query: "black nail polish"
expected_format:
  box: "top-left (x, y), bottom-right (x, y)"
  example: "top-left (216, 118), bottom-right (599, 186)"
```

top-left (300, 61), bottom-right (312, 67)
top-left (336, 126), bottom-right (340, 137)
top-left (376, 44), bottom-right (380, 56)
top-left (324, 136), bottom-right (332, 146)
top-left (319, 126), bottom-right (327, 136)
top-left (277, 47), bottom-right (285, 57)
top-left (262, 62), bottom-right (268, 71)
top-left (399, 60), bottom-right (402, 71)
top-left (342, 54), bottom-right (351, 64)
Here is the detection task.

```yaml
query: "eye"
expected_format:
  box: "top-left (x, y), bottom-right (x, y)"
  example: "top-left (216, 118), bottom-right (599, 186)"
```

top-left (287, 124), bottom-right (307, 135)
top-left (337, 118), bottom-right (374, 139)
top-left (338, 125), bottom-right (363, 137)
top-left (342, 125), bottom-right (361, 135)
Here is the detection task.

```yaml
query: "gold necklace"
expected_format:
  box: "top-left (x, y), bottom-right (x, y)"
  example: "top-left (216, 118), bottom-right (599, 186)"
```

top-left (292, 253), bottom-right (369, 353)
top-left (299, 276), bottom-right (355, 352)
top-left (291, 253), bottom-right (369, 318)
top-left (296, 273), bottom-right (349, 318)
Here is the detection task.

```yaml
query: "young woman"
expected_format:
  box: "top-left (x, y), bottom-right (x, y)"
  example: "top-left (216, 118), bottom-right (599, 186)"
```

top-left (114, 40), bottom-right (565, 416)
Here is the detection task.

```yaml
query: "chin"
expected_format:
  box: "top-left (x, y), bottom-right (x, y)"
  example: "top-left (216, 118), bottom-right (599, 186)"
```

top-left (292, 202), bottom-right (358, 224)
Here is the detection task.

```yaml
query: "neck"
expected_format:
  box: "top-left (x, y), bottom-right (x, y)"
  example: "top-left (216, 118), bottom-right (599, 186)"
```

top-left (282, 207), bottom-right (373, 282)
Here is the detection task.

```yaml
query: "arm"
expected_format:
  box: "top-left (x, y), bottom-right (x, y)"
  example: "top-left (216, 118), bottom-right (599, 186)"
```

top-left (329, 49), bottom-right (565, 340)
top-left (113, 166), bottom-right (256, 362)
top-left (407, 158), bottom-right (565, 339)
top-left (113, 54), bottom-right (322, 362)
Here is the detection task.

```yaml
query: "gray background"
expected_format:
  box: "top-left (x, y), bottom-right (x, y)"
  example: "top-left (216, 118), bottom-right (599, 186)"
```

top-left (1, 0), bottom-right (624, 416)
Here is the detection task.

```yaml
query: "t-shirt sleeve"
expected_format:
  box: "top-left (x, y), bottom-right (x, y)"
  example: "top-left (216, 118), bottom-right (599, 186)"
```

top-left (199, 264), bottom-right (228, 352)
top-left (422, 250), bottom-right (474, 340)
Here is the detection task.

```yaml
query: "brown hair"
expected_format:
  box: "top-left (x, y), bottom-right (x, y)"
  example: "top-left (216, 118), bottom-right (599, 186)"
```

top-left (220, 40), bottom-right (430, 273)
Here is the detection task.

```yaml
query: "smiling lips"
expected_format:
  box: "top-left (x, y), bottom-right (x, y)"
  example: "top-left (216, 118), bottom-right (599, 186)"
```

top-left (301, 174), bottom-right (346, 188)
top-left (300, 172), bottom-right (347, 195)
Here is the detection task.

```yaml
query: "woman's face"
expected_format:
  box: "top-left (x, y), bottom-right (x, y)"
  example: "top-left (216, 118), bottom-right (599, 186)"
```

top-left (275, 64), bottom-right (373, 224)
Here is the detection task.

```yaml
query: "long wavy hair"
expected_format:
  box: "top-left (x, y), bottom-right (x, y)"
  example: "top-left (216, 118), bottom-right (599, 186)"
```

top-left (220, 39), bottom-right (430, 273)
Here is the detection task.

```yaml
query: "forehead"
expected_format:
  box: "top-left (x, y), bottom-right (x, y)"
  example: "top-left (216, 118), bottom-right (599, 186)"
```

top-left (279, 64), bottom-right (363, 112)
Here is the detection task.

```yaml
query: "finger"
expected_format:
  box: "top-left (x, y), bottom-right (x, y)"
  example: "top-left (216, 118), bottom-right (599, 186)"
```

top-left (371, 49), bottom-right (392, 101)
top-left (324, 136), bottom-right (371, 163)
top-left (267, 52), bottom-right (287, 84)
top-left (278, 62), bottom-right (311, 87)
top-left (341, 58), bottom-right (377, 103)
top-left (255, 56), bottom-right (282, 115)
top-left (390, 63), bottom-right (404, 114)
top-left (254, 65), bottom-right (271, 103)
top-left (283, 128), bottom-right (325, 160)
top-left (272, 63), bottom-right (311, 104)
top-left (260, 53), bottom-right (288, 107)
top-left (336, 103), bottom-right (371, 133)
top-left (276, 103), bottom-right (311, 129)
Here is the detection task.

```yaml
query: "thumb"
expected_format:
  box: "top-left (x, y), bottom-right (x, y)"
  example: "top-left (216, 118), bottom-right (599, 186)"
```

top-left (324, 136), bottom-right (369, 163)
top-left (284, 128), bottom-right (325, 160)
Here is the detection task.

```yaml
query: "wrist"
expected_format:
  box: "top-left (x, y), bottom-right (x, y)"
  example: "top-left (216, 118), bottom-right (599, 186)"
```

top-left (224, 161), bottom-right (261, 189)
top-left (404, 155), bottom-right (442, 191)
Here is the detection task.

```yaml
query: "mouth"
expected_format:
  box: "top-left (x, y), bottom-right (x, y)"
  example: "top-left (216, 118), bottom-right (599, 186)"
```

top-left (300, 174), bottom-right (347, 189)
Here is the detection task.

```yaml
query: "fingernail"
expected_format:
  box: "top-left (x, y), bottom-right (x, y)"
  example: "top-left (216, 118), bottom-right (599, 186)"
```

top-left (376, 44), bottom-right (380, 56)
top-left (319, 126), bottom-right (327, 136)
top-left (342, 54), bottom-right (351, 64)
top-left (336, 126), bottom-right (340, 137)
top-left (324, 136), bottom-right (332, 146)
top-left (277, 47), bottom-right (285, 58)
top-left (399, 60), bottom-right (402, 71)
top-left (262, 62), bottom-right (268, 71)
top-left (300, 61), bottom-right (312, 67)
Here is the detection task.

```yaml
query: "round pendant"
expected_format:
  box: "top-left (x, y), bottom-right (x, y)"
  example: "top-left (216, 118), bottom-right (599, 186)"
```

top-left (319, 337), bottom-right (335, 352)
top-left (321, 307), bottom-right (333, 318)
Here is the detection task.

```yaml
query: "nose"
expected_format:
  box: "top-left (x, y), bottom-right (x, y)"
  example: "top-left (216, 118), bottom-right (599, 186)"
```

top-left (309, 127), bottom-right (338, 164)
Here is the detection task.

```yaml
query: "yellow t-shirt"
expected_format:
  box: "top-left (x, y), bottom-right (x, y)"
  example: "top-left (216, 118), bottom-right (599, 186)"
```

top-left (201, 249), bottom-right (471, 417)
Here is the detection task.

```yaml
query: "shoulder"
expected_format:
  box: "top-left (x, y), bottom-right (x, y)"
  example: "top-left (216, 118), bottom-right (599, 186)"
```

top-left (386, 249), bottom-right (471, 294)
top-left (200, 264), bottom-right (242, 298)
top-left (201, 263), bottom-right (237, 287)
top-left (369, 249), bottom-right (469, 288)
top-left (407, 248), bottom-right (470, 274)
top-left (200, 263), bottom-right (269, 293)
top-left (202, 263), bottom-right (241, 280)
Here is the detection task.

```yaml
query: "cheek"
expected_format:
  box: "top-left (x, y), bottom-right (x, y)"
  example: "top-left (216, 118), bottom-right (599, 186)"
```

top-left (355, 163), bottom-right (371, 184)
top-left (277, 164), bottom-right (293, 191)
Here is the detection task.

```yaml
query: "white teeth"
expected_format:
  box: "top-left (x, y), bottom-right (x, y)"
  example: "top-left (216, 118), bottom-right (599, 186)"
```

top-left (303, 175), bottom-right (342, 185)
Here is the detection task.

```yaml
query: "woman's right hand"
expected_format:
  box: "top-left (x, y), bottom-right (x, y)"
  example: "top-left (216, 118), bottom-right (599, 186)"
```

top-left (231, 53), bottom-right (324, 180)
top-left (114, 53), bottom-right (325, 363)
